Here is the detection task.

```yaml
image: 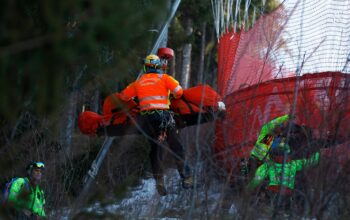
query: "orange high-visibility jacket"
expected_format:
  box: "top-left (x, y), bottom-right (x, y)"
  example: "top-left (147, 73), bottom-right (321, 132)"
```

top-left (120, 73), bottom-right (183, 111)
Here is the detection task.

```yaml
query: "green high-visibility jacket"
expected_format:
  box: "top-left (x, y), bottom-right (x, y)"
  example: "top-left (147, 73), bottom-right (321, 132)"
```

top-left (8, 177), bottom-right (46, 217)
top-left (248, 152), bottom-right (320, 190)
top-left (251, 114), bottom-right (290, 160)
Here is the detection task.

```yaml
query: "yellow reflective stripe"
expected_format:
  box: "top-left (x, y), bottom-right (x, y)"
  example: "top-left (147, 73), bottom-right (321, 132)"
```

top-left (253, 147), bottom-right (269, 156)
top-left (251, 144), bottom-right (270, 160)
top-left (140, 103), bottom-right (169, 110)
top-left (172, 85), bottom-right (182, 93)
top-left (139, 82), bottom-right (157, 86)
top-left (139, 95), bottom-right (168, 102)
top-left (251, 151), bottom-right (265, 160)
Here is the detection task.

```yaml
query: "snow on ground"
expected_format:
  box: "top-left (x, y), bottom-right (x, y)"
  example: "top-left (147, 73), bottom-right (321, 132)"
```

top-left (54, 165), bottom-right (342, 219)
top-left (82, 168), bottom-right (237, 219)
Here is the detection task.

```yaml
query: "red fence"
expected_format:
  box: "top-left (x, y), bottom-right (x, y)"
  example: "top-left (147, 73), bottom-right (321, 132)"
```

top-left (214, 72), bottom-right (350, 169)
top-left (214, 0), bottom-right (350, 170)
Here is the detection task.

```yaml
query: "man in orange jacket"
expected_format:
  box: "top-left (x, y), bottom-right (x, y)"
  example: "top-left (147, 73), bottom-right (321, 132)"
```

top-left (120, 54), bottom-right (192, 196)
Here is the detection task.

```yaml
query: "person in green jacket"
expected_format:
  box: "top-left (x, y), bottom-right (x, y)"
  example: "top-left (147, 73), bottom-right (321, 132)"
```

top-left (248, 144), bottom-right (319, 209)
top-left (8, 162), bottom-right (46, 219)
top-left (243, 114), bottom-right (294, 176)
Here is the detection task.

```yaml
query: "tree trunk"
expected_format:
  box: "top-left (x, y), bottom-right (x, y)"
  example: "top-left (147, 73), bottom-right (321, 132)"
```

top-left (204, 31), bottom-right (216, 89)
top-left (170, 52), bottom-right (176, 77)
top-left (64, 93), bottom-right (77, 155)
top-left (62, 66), bottom-right (86, 154)
top-left (175, 50), bottom-right (182, 80)
top-left (180, 18), bottom-right (193, 89)
top-left (91, 88), bottom-right (100, 113)
top-left (198, 22), bottom-right (207, 84)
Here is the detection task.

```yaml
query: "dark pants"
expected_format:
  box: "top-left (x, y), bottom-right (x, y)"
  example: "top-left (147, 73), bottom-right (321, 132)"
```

top-left (139, 110), bottom-right (190, 181)
top-left (16, 211), bottom-right (40, 220)
top-left (268, 191), bottom-right (292, 217)
top-left (246, 156), bottom-right (263, 178)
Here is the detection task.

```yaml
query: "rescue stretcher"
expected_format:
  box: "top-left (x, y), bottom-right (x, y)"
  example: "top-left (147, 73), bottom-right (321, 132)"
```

top-left (78, 47), bottom-right (225, 136)
top-left (78, 84), bottom-right (225, 136)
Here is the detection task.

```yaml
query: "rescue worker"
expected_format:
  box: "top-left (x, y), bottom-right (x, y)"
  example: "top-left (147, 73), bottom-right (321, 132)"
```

top-left (245, 114), bottom-right (294, 176)
top-left (120, 54), bottom-right (192, 196)
top-left (248, 144), bottom-right (319, 211)
top-left (7, 162), bottom-right (46, 219)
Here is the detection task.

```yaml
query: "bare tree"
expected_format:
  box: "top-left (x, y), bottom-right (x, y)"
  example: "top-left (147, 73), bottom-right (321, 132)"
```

top-left (90, 88), bottom-right (100, 113)
top-left (198, 22), bottom-right (207, 84)
top-left (62, 65), bottom-right (86, 154)
top-left (180, 18), bottom-right (193, 89)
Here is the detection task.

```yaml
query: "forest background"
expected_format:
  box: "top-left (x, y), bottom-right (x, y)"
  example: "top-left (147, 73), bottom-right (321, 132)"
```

top-left (0, 0), bottom-right (302, 219)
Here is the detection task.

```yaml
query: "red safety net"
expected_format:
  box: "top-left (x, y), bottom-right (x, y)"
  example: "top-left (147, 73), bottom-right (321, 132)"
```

top-left (216, 72), bottom-right (350, 168)
top-left (217, 6), bottom-right (287, 96)
top-left (214, 0), bottom-right (350, 170)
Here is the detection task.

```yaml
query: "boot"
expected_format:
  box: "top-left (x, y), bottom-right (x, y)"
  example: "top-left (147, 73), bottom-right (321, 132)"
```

top-left (182, 176), bottom-right (193, 189)
top-left (155, 178), bottom-right (167, 196)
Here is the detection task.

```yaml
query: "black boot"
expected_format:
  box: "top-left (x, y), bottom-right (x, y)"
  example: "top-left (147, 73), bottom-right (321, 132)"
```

top-left (182, 176), bottom-right (193, 189)
top-left (155, 177), bottom-right (167, 196)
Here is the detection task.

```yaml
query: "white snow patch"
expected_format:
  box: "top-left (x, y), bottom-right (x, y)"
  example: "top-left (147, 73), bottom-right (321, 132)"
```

top-left (58, 168), bottom-right (239, 219)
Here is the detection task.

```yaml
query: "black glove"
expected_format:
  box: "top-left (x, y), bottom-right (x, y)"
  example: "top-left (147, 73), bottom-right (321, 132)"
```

top-left (288, 114), bottom-right (296, 120)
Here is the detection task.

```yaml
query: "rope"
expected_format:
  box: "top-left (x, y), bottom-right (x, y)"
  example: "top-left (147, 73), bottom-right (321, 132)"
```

top-left (211, 0), bottom-right (219, 39)
top-left (226, 0), bottom-right (234, 32)
top-left (211, 0), bottom-right (276, 36)
top-left (234, 0), bottom-right (241, 33)
top-left (252, 6), bottom-right (257, 25)
top-left (244, 0), bottom-right (252, 29)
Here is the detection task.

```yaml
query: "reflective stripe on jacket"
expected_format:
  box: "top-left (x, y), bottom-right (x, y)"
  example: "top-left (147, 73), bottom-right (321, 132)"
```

top-left (251, 114), bottom-right (290, 160)
top-left (8, 177), bottom-right (46, 217)
top-left (120, 73), bottom-right (183, 111)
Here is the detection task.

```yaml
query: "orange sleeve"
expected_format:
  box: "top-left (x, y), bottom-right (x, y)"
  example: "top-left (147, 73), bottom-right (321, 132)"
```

top-left (120, 82), bottom-right (137, 101)
top-left (165, 75), bottom-right (183, 99)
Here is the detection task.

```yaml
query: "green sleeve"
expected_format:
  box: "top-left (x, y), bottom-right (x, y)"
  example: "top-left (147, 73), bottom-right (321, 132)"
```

top-left (248, 164), bottom-right (268, 189)
top-left (257, 114), bottom-right (289, 143)
top-left (306, 152), bottom-right (320, 166)
top-left (252, 115), bottom-right (290, 160)
top-left (8, 178), bottom-right (28, 209)
top-left (294, 159), bottom-right (304, 171)
top-left (294, 152), bottom-right (320, 171)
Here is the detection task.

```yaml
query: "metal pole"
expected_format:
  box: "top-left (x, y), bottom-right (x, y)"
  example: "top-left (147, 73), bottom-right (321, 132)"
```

top-left (72, 0), bottom-right (182, 217)
top-left (137, 0), bottom-right (181, 79)
top-left (151, 0), bottom-right (181, 54)
top-left (69, 137), bottom-right (115, 218)
top-left (83, 137), bottom-right (115, 185)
